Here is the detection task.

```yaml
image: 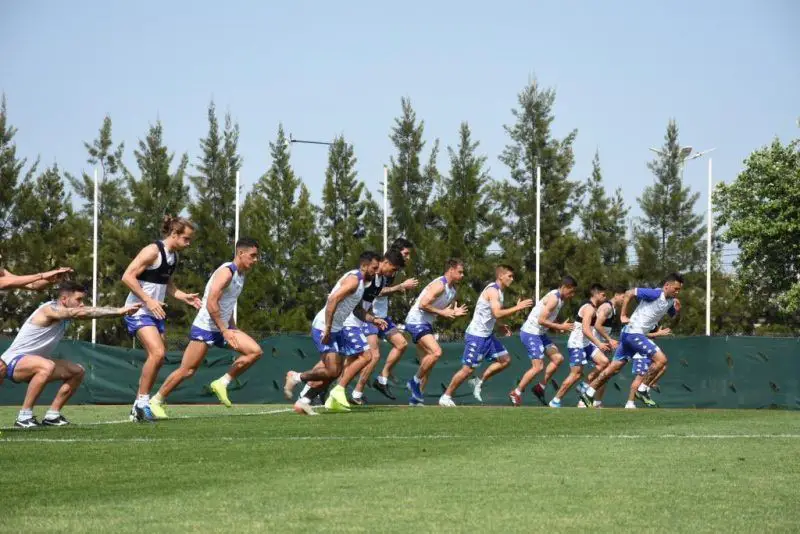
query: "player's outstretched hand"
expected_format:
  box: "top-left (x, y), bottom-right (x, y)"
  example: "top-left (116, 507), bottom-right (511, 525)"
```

top-left (516, 298), bottom-right (534, 311)
top-left (453, 302), bottom-right (469, 317)
top-left (597, 342), bottom-right (611, 353)
top-left (673, 299), bottom-right (681, 313)
top-left (121, 303), bottom-right (143, 316)
top-left (373, 318), bottom-right (388, 330)
top-left (610, 339), bottom-right (619, 350)
top-left (145, 298), bottom-right (167, 320)
top-left (401, 278), bottom-right (419, 291)
top-left (501, 324), bottom-right (513, 337)
top-left (560, 320), bottom-right (574, 332)
top-left (183, 293), bottom-right (202, 310)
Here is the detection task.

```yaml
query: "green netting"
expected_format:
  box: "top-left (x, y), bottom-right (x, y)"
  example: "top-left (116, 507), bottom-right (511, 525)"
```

top-left (1, 335), bottom-right (798, 408)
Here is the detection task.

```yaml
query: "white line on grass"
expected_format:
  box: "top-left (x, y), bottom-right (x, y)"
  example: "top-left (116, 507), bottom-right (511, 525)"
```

top-left (3, 433), bottom-right (800, 444)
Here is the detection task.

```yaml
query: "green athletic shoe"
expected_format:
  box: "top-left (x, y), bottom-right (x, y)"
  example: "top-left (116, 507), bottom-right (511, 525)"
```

top-left (210, 379), bottom-right (232, 408)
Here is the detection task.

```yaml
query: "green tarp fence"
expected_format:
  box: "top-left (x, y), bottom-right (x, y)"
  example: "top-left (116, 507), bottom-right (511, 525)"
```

top-left (1, 335), bottom-right (799, 409)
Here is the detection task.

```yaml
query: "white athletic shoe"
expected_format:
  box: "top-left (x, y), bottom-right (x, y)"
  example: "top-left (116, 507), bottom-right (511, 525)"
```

top-left (293, 397), bottom-right (318, 416)
top-left (625, 401), bottom-right (637, 409)
top-left (438, 396), bottom-right (456, 407)
top-left (472, 380), bottom-right (483, 402)
top-left (284, 371), bottom-right (301, 400)
top-left (577, 400), bottom-right (587, 408)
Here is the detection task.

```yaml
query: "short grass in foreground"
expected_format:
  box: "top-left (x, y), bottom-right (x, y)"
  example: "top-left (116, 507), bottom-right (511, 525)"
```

top-left (1, 405), bottom-right (799, 533)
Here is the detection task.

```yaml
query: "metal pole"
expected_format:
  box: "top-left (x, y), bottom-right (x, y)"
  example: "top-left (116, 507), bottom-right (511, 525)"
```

top-left (233, 170), bottom-right (240, 323)
top-left (706, 158), bottom-right (712, 336)
top-left (383, 166), bottom-right (388, 252)
top-left (91, 168), bottom-right (98, 344)
top-left (535, 165), bottom-right (541, 301)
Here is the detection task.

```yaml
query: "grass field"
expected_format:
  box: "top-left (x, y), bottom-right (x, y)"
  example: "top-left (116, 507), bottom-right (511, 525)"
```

top-left (1, 405), bottom-right (799, 533)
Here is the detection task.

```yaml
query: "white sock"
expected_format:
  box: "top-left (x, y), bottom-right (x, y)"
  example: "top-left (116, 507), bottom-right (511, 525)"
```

top-left (586, 386), bottom-right (596, 396)
top-left (45, 409), bottom-right (60, 420)
top-left (219, 373), bottom-right (233, 387)
top-left (413, 375), bottom-right (421, 384)
top-left (474, 378), bottom-right (483, 387)
top-left (625, 401), bottom-right (636, 408)
top-left (136, 394), bottom-right (150, 408)
top-left (352, 390), bottom-right (363, 400)
top-left (538, 382), bottom-right (546, 389)
top-left (553, 396), bottom-right (561, 403)
top-left (638, 383), bottom-right (648, 393)
top-left (441, 394), bottom-right (451, 401)
top-left (514, 388), bottom-right (522, 396)
top-left (377, 375), bottom-right (388, 385)
top-left (645, 385), bottom-right (652, 392)
top-left (18, 409), bottom-right (33, 420)
top-left (300, 384), bottom-right (311, 397)
top-left (290, 371), bottom-right (302, 382)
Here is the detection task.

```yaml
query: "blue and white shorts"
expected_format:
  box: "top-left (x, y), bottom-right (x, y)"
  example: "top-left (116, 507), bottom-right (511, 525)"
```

top-left (124, 314), bottom-right (165, 337)
top-left (340, 326), bottom-right (369, 357)
top-left (405, 323), bottom-right (435, 344)
top-left (363, 316), bottom-right (399, 339)
top-left (568, 344), bottom-right (599, 367)
top-left (632, 356), bottom-right (652, 376)
top-left (520, 331), bottom-right (555, 360)
top-left (2, 354), bottom-right (25, 384)
top-left (461, 334), bottom-right (508, 368)
top-left (613, 332), bottom-right (659, 362)
top-left (189, 325), bottom-right (236, 349)
top-left (311, 328), bottom-right (346, 355)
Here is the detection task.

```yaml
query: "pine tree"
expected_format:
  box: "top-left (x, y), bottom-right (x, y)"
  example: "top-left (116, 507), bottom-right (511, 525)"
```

top-left (0, 94), bottom-right (38, 263)
top-left (319, 136), bottom-right (373, 283)
top-left (579, 151), bottom-right (629, 287)
top-left (129, 121), bottom-right (190, 240)
top-left (186, 102), bottom-right (239, 287)
top-left (497, 78), bottom-right (581, 295)
top-left (388, 98), bottom-right (439, 276)
top-left (635, 120), bottom-right (704, 279)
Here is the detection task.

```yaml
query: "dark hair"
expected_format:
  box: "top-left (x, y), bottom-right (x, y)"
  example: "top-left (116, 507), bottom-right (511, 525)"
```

top-left (612, 286), bottom-right (626, 294)
top-left (383, 249), bottom-right (406, 269)
top-left (445, 258), bottom-right (464, 271)
top-left (664, 272), bottom-right (684, 284)
top-left (58, 281), bottom-right (87, 295)
top-left (561, 275), bottom-right (578, 288)
top-left (390, 237), bottom-right (414, 252)
top-left (235, 237), bottom-right (259, 250)
top-left (496, 264), bottom-right (515, 275)
top-left (359, 250), bottom-right (381, 265)
top-left (161, 215), bottom-right (194, 237)
top-left (589, 283), bottom-right (606, 294)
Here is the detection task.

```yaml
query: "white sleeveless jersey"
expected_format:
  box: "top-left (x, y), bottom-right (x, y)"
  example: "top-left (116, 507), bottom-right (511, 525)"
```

top-left (465, 283), bottom-right (502, 338)
top-left (312, 270), bottom-right (365, 333)
top-left (405, 276), bottom-right (457, 326)
top-left (192, 262), bottom-right (245, 332)
top-left (567, 302), bottom-right (596, 348)
top-left (124, 242), bottom-right (176, 318)
top-left (1, 301), bottom-right (68, 364)
top-left (521, 289), bottom-right (563, 335)
top-left (627, 288), bottom-right (675, 334)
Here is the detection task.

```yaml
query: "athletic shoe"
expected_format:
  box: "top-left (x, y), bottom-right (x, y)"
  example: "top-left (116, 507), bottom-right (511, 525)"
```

top-left (439, 396), bottom-right (456, 407)
top-left (330, 385), bottom-right (351, 409)
top-left (210, 379), bottom-right (232, 408)
top-left (577, 400), bottom-right (587, 408)
top-left (129, 404), bottom-right (155, 423)
top-left (283, 371), bottom-right (301, 400)
top-left (578, 389), bottom-right (594, 408)
top-left (625, 401), bottom-right (637, 409)
top-left (149, 398), bottom-right (168, 419)
top-left (351, 395), bottom-right (367, 406)
top-left (42, 415), bottom-right (71, 427)
top-left (324, 394), bottom-right (351, 413)
top-left (548, 399), bottom-right (561, 408)
top-left (593, 401), bottom-right (604, 408)
top-left (636, 390), bottom-right (658, 408)
top-left (293, 397), bottom-right (318, 416)
top-left (373, 379), bottom-right (396, 400)
top-left (532, 384), bottom-right (547, 405)
top-left (471, 380), bottom-right (483, 402)
top-left (408, 398), bottom-right (424, 407)
top-left (509, 390), bottom-right (522, 407)
top-left (14, 417), bottom-right (40, 429)
top-left (406, 379), bottom-right (423, 403)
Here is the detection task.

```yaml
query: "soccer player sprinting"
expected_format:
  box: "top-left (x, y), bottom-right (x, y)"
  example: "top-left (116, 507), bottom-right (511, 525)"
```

top-left (340, 250), bottom-right (406, 405)
top-left (579, 273), bottom-right (683, 408)
top-left (509, 276), bottom-right (577, 406)
top-left (576, 289), bottom-right (624, 407)
top-left (356, 238), bottom-right (418, 403)
top-left (625, 326), bottom-right (672, 409)
top-left (149, 238), bottom-right (263, 418)
top-left (0, 281), bottom-right (140, 427)
top-left (548, 283), bottom-right (611, 407)
top-left (121, 216), bottom-right (200, 422)
top-left (283, 251), bottom-right (383, 414)
top-left (404, 259), bottom-right (468, 406)
top-left (438, 265), bottom-right (532, 407)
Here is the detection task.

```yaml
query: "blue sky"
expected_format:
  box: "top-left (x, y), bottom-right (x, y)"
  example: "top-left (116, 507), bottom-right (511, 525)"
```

top-left (2, 0), bottom-right (798, 263)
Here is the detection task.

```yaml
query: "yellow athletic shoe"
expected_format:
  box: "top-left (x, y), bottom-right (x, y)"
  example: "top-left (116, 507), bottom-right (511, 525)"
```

top-left (330, 385), bottom-right (351, 409)
top-left (324, 392), bottom-right (350, 413)
top-left (210, 379), bottom-right (232, 408)
top-left (149, 398), bottom-right (168, 419)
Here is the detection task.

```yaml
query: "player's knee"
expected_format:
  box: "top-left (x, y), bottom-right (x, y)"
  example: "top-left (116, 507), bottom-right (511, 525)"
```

top-left (552, 352), bottom-right (564, 365)
top-left (396, 337), bottom-right (408, 352)
top-left (148, 346), bottom-right (166, 363)
top-left (251, 347), bottom-right (264, 361)
top-left (40, 359), bottom-right (56, 376)
top-left (183, 366), bottom-right (196, 379)
top-left (430, 347), bottom-right (443, 360)
top-left (73, 364), bottom-right (86, 379)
